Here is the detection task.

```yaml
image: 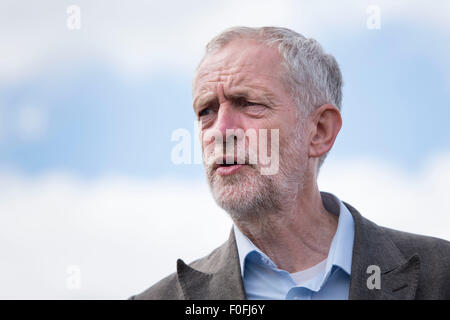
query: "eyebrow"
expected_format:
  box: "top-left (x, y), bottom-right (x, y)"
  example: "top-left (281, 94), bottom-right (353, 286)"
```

top-left (193, 87), bottom-right (275, 112)
top-left (193, 92), bottom-right (217, 112)
top-left (226, 87), bottom-right (276, 107)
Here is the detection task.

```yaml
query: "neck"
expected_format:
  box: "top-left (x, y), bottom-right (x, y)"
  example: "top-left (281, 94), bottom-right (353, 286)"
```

top-left (234, 181), bottom-right (338, 273)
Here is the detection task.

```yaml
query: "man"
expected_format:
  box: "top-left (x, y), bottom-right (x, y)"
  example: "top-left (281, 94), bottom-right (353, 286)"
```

top-left (130, 26), bottom-right (450, 300)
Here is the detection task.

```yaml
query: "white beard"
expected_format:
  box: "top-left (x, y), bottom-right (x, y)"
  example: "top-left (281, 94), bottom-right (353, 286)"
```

top-left (204, 122), bottom-right (308, 223)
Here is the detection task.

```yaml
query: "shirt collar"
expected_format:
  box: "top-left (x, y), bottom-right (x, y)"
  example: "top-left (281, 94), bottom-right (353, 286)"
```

top-left (233, 191), bottom-right (355, 279)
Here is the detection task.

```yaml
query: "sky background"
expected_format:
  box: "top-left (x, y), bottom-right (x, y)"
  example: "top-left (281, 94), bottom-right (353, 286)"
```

top-left (0, 0), bottom-right (449, 299)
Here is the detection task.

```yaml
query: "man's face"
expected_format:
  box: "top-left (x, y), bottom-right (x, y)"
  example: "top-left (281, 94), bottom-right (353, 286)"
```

top-left (193, 39), bottom-right (309, 219)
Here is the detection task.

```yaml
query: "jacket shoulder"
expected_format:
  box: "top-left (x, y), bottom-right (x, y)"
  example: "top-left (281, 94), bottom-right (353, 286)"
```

top-left (346, 200), bottom-right (450, 266)
top-left (382, 226), bottom-right (450, 260)
top-left (128, 271), bottom-right (183, 300)
top-left (382, 226), bottom-right (450, 299)
top-left (129, 237), bottom-right (232, 300)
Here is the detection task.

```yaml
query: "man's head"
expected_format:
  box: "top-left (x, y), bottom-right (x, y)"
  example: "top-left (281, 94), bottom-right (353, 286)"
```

top-left (192, 26), bottom-right (342, 222)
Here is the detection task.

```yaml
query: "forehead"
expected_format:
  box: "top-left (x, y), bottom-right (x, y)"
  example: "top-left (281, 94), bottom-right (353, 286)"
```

top-left (193, 39), bottom-right (288, 98)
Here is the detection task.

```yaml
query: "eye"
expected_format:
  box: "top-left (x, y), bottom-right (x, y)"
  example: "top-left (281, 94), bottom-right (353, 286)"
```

top-left (236, 98), bottom-right (260, 107)
top-left (199, 108), bottom-right (212, 117)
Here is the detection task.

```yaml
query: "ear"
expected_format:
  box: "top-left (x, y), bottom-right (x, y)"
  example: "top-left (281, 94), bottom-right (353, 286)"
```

top-left (308, 104), bottom-right (342, 159)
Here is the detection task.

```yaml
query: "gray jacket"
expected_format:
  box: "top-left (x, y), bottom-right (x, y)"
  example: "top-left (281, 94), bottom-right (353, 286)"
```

top-left (130, 202), bottom-right (450, 299)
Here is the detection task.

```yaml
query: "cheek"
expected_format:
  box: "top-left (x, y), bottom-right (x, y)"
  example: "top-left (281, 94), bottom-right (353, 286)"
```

top-left (200, 131), bottom-right (211, 154)
top-left (200, 129), bottom-right (222, 158)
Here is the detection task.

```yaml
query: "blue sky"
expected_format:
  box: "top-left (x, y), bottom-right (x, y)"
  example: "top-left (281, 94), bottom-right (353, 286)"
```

top-left (0, 14), bottom-right (449, 179)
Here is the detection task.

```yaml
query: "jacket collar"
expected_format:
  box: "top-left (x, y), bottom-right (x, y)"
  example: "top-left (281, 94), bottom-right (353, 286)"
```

top-left (177, 202), bottom-right (421, 300)
top-left (345, 202), bottom-right (421, 299)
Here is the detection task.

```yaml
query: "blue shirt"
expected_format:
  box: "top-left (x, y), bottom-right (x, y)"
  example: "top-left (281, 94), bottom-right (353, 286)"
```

top-left (233, 192), bottom-right (355, 300)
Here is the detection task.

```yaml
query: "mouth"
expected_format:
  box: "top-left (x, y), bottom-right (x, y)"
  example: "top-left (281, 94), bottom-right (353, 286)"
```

top-left (212, 157), bottom-right (249, 176)
top-left (216, 163), bottom-right (245, 176)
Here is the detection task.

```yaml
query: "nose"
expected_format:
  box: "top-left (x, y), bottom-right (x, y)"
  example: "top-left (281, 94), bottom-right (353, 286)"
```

top-left (204, 103), bottom-right (245, 157)
top-left (214, 103), bottom-right (243, 136)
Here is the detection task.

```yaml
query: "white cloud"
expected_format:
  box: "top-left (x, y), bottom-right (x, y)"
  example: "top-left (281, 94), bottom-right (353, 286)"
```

top-left (0, 172), bottom-right (232, 299)
top-left (319, 154), bottom-right (450, 240)
top-left (0, 153), bottom-right (449, 299)
top-left (0, 0), bottom-right (449, 82)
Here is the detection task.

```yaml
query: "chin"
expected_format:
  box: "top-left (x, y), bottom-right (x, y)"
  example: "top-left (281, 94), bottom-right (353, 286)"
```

top-left (209, 170), bottom-right (283, 220)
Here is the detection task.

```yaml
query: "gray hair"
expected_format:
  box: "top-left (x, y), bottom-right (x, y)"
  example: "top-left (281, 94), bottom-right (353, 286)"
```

top-left (199, 26), bottom-right (343, 169)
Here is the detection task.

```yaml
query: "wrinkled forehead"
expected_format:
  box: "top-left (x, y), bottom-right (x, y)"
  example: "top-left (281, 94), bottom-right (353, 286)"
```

top-left (193, 39), bottom-right (288, 92)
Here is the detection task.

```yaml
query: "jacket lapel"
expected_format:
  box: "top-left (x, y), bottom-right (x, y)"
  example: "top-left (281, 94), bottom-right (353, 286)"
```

top-left (345, 202), bottom-right (421, 299)
top-left (176, 230), bottom-right (246, 300)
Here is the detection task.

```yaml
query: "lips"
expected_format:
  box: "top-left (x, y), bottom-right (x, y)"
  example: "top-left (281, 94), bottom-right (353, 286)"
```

top-left (216, 164), bottom-right (245, 176)
top-left (212, 156), bottom-right (249, 176)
